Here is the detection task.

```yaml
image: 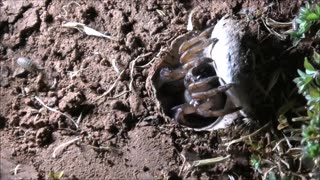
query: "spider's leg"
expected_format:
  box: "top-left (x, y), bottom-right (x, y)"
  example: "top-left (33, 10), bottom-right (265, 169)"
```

top-left (191, 83), bottom-right (234, 100)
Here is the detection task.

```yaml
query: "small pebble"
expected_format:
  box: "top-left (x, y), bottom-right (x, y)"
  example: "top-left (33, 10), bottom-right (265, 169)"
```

top-left (13, 67), bottom-right (27, 78)
top-left (9, 115), bottom-right (20, 126)
top-left (0, 78), bottom-right (9, 87)
top-left (16, 57), bottom-right (43, 73)
top-left (24, 98), bottom-right (34, 106)
top-left (47, 97), bottom-right (58, 107)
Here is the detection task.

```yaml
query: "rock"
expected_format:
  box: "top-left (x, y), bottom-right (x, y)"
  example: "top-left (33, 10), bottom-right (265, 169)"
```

top-left (24, 97), bottom-right (34, 106)
top-left (14, 8), bottom-right (40, 36)
top-left (128, 94), bottom-right (145, 116)
top-left (47, 97), bottom-right (58, 107)
top-left (125, 32), bottom-right (143, 49)
top-left (36, 127), bottom-right (52, 146)
top-left (2, 7), bottom-right (40, 48)
top-left (33, 119), bottom-right (48, 128)
top-left (0, 1), bottom-right (32, 23)
top-left (48, 113), bottom-right (62, 127)
top-left (0, 64), bottom-right (11, 87)
top-left (110, 100), bottom-right (129, 112)
top-left (58, 91), bottom-right (85, 111)
top-left (47, 91), bottom-right (57, 97)
top-left (9, 115), bottom-right (20, 126)
top-left (0, 78), bottom-right (9, 87)
top-left (0, 66), bottom-right (10, 77)
top-left (13, 67), bottom-right (28, 78)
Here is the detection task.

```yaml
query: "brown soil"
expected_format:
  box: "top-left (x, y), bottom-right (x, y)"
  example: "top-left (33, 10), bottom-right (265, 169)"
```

top-left (0, 0), bottom-right (307, 179)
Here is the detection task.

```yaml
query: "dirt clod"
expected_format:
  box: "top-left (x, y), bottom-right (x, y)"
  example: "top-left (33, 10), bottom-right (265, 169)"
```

top-left (9, 115), bottom-right (20, 126)
top-left (36, 127), bottom-right (52, 146)
top-left (110, 100), bottom-right (129, 112)
top-left (58, 91), bottom-right (85, 112)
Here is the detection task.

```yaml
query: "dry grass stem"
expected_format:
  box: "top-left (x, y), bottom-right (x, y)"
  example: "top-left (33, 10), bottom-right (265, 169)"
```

top-left (192, 155), bottom-right (231, 167)
top-left (96, 70), bottom-right (125, 103)
top-left (272, 136), bottom-right (301, 151)
top-left (261, 17), bottom-right (288, 40)
top-left (291, 172), bottom-right (307, 180)
top-left (279, 158), bottom-right (290, 169)
top-left (67, 68), bottom-right (87, 79)
top-left (187, 9), bottom-right (196, 31)
top-left (111, 58), bottom-right (121, 74)
top-left (262, 166), bottom-right (277, 180)
top-left (62, 22), bottom-right (117, 41)
top-left (137, 50), bottom-right (163, 68)
top-left (286, 147), bottom-right (303, 155)
top-left (129, 52), bottom-right (153, 91)
top-left (225, 122), bottom-right (270, 150)
top-left (49, 78), bottom-right (57, 90)
top-left (178, 153), bottom-right (188, 176)
top-left (34, 96), bottom-right (79, 129)
top-left (156, 9), bottom-right (166, 16)
top-left (111, 90), bottom-right (130, 99)
top-left (76, 112), bottom-right (83, 125)
top-left (13, 164), bottom-right (21, 175)
top-left (292, 116), bottom-right (311, 122)
top-left (52, 137), bottom-right (81, 158)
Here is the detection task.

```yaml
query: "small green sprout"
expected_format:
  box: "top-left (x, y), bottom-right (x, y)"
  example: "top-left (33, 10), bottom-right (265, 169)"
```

top-left (49, 170), bottom-right (64, 180)
top-left (291, 2), bottom-right (320, 45)
top-left (250, 154), bottom-right (261, 172)
top-left (293, 50), bottom-right (320, 158)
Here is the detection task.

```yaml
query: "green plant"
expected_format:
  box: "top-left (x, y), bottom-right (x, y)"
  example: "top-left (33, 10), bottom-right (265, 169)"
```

top-left (250, 154), bottom-right (261, 172)
top-left (291, 2), bottom-right (320, 45)
top-left (49, 170), bottom-right (64, 180)
top-left (293, 51), bottom-right (320, 158)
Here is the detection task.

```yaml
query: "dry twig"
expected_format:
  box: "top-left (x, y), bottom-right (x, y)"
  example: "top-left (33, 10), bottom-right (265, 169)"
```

top-left (52, 137), bottom-right (81, 158)
top-left (224, 122), bottom-right (270, 150)
top-left (34, 96), bottom-right (79, 129)
top-left (96, 70), bottom-right (125, 103)
top-left (191, 155), bottom-right (231, 167)
top-left (62, 22), bottom-right (117, 41)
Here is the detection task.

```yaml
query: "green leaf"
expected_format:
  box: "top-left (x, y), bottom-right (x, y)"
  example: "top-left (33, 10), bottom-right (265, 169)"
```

top-left (306, 13), bottom-right (319, 21)
top-left (299, 21), bottom-right (308, 30)
top-left (306, 69), bottom-right (317, 75)
top-left (293, 77), bottom-right (300, 84)
top-left (305, 76), bottom-right (313, 84)
top-left (57, 171), bottom-right (64, 179)
top-left (299, 84), bottom-right (306, 93)
top-left (293, 39), bottom-right (301, 46)
top-left (316, 5), bottom-right (320, 15)
top-left (295, 18), bottom-right (304, 24)
top-left (310, 88), bottom-right (320, 98)
top-left (313, 51), bottom-right (320, 64)
top-left (306, 143), bottom-right (320, 158)
top-left (304, 58), bottom-right (315, 71)
top-left (300, 7), bottom-right (308, 17)
top-left (305, 2), bottom-right (311, 10)
top-left (297, 81), bottom-right (304, 88)
top-left (268, 171), bottom-right (277, 180)
top-left (298, 69), bottom-right (306, 77)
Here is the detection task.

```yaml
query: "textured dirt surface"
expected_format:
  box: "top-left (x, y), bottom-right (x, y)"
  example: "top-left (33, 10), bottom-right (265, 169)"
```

top-left (0, 0), bottom-right (307, 179)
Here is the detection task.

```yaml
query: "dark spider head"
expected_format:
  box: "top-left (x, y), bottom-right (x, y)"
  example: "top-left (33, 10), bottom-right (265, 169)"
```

top-left (184, 59), bottom-right (217, 86)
